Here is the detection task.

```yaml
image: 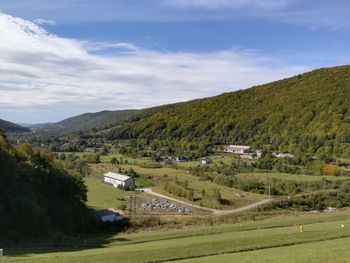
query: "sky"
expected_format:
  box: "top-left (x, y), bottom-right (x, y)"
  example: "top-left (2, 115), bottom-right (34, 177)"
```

top-left (0, 0), bottom-right (350, 123)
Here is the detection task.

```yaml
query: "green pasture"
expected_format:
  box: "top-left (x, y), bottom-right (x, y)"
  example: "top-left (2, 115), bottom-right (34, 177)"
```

top-left (4, 210), bottom-right (350, 263)
top-left (90, 162), bottom-right (265, 210)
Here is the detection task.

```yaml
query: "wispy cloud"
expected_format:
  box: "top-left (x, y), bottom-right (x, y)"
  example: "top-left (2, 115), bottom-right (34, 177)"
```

top-left (0, 0), bottom-right (350, 28)
top-left (33, 18), bottom-right (56, 25)
top-left (0, 12), bottom-right (308, 123)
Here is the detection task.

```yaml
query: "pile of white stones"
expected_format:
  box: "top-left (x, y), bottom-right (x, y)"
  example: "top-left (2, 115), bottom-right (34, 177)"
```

top-left (136, 199), bottom-right (192, 214)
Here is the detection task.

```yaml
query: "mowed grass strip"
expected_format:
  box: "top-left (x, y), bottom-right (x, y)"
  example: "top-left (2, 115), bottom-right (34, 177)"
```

top-left (175, 236), bottom-right (350, 263)
top-left (4, 212), bottom-right (350, 263)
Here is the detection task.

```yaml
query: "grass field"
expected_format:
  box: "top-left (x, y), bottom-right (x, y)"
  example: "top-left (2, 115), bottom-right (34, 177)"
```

top-left (4, 210), bottom-right (350, 262)
top-left (84, 176), bottom-right (134, 210)
top-left (236, 172), bottom-right (349, 182)
top-left (89, 162), bottom-right (265, 210)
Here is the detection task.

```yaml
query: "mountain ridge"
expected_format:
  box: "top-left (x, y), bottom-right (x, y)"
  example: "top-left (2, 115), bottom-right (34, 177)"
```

top-left (0, 119), bottom-right (30, 133)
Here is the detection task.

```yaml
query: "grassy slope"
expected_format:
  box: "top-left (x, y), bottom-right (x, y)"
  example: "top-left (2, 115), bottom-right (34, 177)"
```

top-left (4, 211), bottom-right (350, 263)
top-left (89, 162), bottom-right (265, 210)
top-left (178, 237), bottom-right (350, 263)
top-left (85, 177), bottom-right (132, 209)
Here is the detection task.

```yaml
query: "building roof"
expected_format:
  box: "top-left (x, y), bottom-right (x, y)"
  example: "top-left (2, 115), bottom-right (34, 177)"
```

top-left (104, 172), bottom-right (131, 182)
top-left (228, 145), bottom-right (251, 149)
top-left (94, 208), bottom-right (122, 217)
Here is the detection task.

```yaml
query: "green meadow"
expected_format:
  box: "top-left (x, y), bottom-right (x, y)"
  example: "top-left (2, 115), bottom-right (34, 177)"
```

top-left (3, 210), bottom-right (350, 263)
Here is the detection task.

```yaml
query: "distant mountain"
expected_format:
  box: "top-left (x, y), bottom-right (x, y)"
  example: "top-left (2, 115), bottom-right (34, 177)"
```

top-left (106, 66), bottom-right (350, 157)
top-left (36, 110), bottom-right (139, 133)
top-left (0, 119), bottom-right (30, 133)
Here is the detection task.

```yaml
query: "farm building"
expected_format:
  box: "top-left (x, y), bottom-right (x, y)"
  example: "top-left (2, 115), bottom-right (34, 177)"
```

top-left (95, 208), bottom-right (123, 222)
top-left (273, 153), bottom-right (294, 158)
top-left (224, 145), bottom-right (251, 154)
top-left (104, 172), bottom-right (134, 188)
top-left (176, 157), bottom-right (187, 162)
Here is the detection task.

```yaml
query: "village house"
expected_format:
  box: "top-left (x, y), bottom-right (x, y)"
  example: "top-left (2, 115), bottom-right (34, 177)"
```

top-left (273, 153), bottom-right (294, 158)
top-left (95, 208), bottom-right (124, 222)
top-left (104, 172), bottom-right (134, 188)
top-left (176, 157), bottom-right (187, 162)
top-left (224, 145), bottom-right (252, 154)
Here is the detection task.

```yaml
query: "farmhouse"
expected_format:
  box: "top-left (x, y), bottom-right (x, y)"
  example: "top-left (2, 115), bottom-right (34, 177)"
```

top-left (104, 172), bottom-right (134, 188)
top-left (95, 208), bottom-right (123, 222)
top-left (224, 145), bottom-right (251, 154)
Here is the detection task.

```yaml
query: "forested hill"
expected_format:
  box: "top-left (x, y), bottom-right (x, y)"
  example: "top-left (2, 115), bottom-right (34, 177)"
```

top-left (0, 130), bottom-right (94, 240)
top-left (107, 66), bottom-right (350, 157)
top-left (0, 119), bottom-right (30, 132)
top-left (36, 109), bottom-right (139, 133)
top-left (57, 109), bottom-right (139, 131)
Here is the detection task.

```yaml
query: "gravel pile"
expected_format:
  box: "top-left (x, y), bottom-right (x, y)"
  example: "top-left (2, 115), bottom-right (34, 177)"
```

top-left (136, 199), bottom-right (192, 214)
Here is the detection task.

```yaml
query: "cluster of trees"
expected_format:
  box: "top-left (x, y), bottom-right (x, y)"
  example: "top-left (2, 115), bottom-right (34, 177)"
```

top-left (187, 159), bottom-right (345, 196)
top-left (274, 186), bottom-right (350, 211)
top-left (0, 130), bottom-right (97, 241)
top-left (163, 177), bottom-right (194, 201)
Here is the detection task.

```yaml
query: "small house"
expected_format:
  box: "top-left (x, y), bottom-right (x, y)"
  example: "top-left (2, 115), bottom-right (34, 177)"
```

top-left (176, 157), bottom-right (187, 162)
top-left (273, 153), bottom-right (294, 158)
top-left (95, 208), bottom-right (123, 222)
top-left (104, 172), bottom-right (134, 188)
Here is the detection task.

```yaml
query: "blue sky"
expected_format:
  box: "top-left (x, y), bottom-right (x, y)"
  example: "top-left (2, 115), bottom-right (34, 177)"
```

top-left (0, 0), bottom-right (350, 123)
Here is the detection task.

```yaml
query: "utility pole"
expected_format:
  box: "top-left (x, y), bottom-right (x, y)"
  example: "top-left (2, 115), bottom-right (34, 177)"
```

top-left (134, 195), bottom-right (136, 215)
top-left (191, 195), bottom-right (194, 219)
top-left (129, 196), bottom-right (133, 218)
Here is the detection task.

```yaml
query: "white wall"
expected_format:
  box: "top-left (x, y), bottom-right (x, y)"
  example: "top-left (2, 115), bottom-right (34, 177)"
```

top-left (104, 176), bottom-right (123, 187)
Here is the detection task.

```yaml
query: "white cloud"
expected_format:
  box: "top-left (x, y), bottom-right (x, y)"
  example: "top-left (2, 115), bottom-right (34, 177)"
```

top-left (33, 18), bottom-right (56, 25)
top-left (0, 12), bottom-right (308, 123)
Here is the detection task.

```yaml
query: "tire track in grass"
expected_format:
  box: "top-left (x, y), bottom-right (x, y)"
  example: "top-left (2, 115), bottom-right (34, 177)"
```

top-left (150, 235), bottom-right (350, 263)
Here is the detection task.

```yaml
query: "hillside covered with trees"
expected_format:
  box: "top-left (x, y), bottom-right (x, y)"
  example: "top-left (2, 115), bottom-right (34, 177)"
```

top-left (0, 130), bottom-right (95, 242)
top-left (34, 110), bottom-right (139, 133)
top-left (0, 119), bottom-right (29, 133)
top-left (105, 66), bottom-right (350, 158)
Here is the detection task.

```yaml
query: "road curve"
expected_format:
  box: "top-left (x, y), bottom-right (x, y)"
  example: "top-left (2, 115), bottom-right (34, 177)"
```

top-left (143, 188), bottom-right (274, 216)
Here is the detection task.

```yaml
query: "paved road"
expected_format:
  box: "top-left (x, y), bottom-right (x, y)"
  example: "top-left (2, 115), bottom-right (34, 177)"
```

top-left (143, 188), bottom-right (274, 216)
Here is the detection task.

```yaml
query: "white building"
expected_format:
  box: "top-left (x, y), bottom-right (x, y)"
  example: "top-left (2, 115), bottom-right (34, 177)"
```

top-left (224, 145), bottom-right (251, 154)
top-left (273, 153), bottom-right (294, 158)
top-left (95, 208), bottom-right (124, 222)
top-left (201, 157), bottom-right (212, 164)
top-left (104, 172), bottom-right (134, 188)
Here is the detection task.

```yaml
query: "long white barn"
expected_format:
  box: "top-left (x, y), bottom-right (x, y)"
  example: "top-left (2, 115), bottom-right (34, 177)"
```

top-left (104, 172), bottom-right (134, 188)
top-left (224, 145), bottom-right (251, 154)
